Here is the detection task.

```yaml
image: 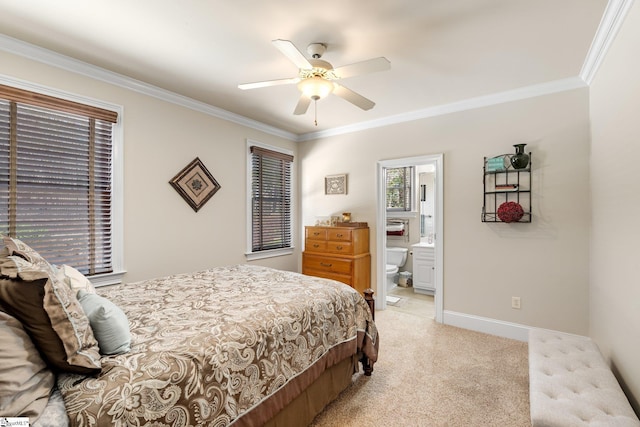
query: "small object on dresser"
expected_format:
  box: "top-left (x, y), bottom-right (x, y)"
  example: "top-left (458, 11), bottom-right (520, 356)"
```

top-left (336, 222), bottom-right (368, 228)
top-left (315, 216), bottom-right (331, 226)
top-left (342, 212), bottom-right (351, 222)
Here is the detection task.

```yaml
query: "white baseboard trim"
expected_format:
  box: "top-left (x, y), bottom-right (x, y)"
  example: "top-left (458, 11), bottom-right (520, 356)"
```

top-left (442, 310), bottom-right (531, 342)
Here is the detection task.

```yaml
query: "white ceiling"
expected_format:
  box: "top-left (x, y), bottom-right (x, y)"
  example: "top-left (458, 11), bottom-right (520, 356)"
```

top-left (0, 0), bottom-right (608, 137)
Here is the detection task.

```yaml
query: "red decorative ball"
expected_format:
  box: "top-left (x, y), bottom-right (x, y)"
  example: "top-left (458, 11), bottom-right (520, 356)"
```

top-left (497, 201), bottom-right (524, 223)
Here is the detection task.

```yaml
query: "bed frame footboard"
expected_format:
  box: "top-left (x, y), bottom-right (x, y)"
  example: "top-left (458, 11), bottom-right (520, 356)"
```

top-left (363, 288), bottom-right (375, 321)
top-left (361, 288), bottom-right (375, 376)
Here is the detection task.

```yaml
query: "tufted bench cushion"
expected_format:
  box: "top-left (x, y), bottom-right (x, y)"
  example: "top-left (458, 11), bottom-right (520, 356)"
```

top-left (529, 329), bottom-right (640, 427)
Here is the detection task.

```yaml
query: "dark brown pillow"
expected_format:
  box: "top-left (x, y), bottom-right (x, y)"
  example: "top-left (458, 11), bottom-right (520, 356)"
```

top-left (0, 278), bottom-right (100, 375)
top-left (0, 236), bottom-right (101, 374)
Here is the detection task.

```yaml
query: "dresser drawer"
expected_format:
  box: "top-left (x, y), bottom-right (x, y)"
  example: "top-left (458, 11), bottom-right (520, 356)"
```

top-left (306, 227), bottom-right (328, 241)
top-left (303, 254), bottom-right (353, 275)
top-left (305, 240), bottom-right (327, 252)
top-left (328, 228), bottom-right (352, 241)
top-left (326, 241), bottom-right (354, 255)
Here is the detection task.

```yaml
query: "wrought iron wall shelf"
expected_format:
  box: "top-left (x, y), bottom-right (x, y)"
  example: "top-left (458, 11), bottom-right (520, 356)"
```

top-left (482, 153), bottom-right (532, 223)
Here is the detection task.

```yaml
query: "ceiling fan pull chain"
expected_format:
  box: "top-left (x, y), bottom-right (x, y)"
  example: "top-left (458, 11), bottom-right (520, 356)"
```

top-left (314, 99), bottom-right (318, 126)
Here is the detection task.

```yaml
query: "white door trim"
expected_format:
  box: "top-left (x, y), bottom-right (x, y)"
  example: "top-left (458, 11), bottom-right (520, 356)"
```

top-left (376, 154), bottom-right (444, 323)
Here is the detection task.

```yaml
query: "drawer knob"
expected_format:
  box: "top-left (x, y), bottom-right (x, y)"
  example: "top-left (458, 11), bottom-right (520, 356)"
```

top-left (313, 244), bottom-right (320, 248)
top-left (313, 232), bottom-right (320, 236)
top-left (336, 245), bottom-right (343, 250)
top-left (336, 233), bottom-right (343, 237)
top-left (320, 262), bottom-right (333, 267)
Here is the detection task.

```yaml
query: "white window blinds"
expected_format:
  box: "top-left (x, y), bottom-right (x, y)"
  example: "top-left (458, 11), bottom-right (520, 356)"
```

top-left (386, 166), bottom-right (413, 211)
top-left (0, 85), bottom-right (117, 276)
top-left (250, 146), bottom-right (293, 252)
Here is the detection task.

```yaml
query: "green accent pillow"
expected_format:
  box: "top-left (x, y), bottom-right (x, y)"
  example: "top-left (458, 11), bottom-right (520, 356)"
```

top-left (77, 290), bottom-right (131, 355)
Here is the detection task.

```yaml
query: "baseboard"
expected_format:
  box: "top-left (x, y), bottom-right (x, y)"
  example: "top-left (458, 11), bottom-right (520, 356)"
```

top-left (442, 310), bottom-right (531, 342)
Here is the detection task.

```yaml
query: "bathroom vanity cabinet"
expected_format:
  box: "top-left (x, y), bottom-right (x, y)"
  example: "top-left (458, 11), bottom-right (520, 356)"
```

top-left (302, 225), bottom-right (371, 295)
top-left (412, 244), bottom-right (435, 293)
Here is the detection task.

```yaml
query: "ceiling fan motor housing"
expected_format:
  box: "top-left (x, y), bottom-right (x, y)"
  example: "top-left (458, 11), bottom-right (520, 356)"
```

top-left (307, 43), bottom-right (327, 59)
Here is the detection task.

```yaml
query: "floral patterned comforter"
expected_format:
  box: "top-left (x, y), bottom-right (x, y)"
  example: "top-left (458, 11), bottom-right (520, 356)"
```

top-left (57, 264), bottom-right (378, 426)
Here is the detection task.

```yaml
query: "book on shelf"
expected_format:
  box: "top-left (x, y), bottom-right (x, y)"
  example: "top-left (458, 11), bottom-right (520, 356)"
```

top-left (495, 184), bottom-right (518, 191)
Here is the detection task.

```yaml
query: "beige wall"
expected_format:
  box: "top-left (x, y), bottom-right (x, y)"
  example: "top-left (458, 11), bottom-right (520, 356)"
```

top-left (7, 21), bottom-right (638, 410)
top-left (1, 50), bottom-right (299, 283)
top-left (300, 89), bottom-right (591, 334)
top-left (589, 1), bottom-right (640, 412)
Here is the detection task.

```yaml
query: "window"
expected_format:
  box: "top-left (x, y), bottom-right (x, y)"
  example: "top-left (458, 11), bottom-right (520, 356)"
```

top-left (247, 142), bottom-right (293, 259)
top-left (0, 83), bottom-right (118, 277)
top-left (386, 166), bottom-right (414, 211)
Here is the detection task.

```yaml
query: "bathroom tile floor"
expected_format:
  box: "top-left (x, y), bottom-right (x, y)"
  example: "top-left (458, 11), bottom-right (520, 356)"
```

top-left (386, 285), bottom-right (435, 319)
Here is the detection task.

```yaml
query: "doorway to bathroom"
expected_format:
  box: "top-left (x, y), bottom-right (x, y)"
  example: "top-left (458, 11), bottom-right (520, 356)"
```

top-left (376, 154), bottom-right (443, 323)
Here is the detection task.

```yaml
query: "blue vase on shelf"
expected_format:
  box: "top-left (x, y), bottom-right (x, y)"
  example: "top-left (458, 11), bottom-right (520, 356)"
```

top-left (510, 144), bottom-right (530, 169)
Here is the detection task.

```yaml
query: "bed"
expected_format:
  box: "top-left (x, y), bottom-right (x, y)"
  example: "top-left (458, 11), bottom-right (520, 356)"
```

top-left (0, 236), bottom-right (378, 427)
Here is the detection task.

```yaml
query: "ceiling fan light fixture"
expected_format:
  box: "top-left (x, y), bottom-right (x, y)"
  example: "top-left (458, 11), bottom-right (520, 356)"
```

top-left (297, 76), bottom-right (334, 100)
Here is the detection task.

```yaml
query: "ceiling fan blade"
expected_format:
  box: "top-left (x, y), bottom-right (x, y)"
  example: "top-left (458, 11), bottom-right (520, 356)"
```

top-left (272, 39), bottom-right (313, 70)
top-left (333, 57), bottom-right (391, 79)
top-left (293, 95), bottom-right (311, 115)
top-left (333, 84), bottom-right (375, 111)
top-left (238, 77), bottom-right (299, 90)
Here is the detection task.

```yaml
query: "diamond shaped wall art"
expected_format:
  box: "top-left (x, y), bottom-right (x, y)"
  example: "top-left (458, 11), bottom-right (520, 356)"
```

top-left (169, 157), bottom-right (221, 212)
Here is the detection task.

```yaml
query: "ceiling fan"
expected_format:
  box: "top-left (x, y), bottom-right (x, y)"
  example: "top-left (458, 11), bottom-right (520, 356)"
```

top-left (238, 39), bottom-right (390, 121)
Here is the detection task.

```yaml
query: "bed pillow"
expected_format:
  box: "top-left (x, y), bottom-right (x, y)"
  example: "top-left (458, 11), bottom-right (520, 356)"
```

top-left (0, 245), bottom-right (54, 282)
top-left (58, 264), bottom-right (96, 296)
top-left (77, 290), bottom-right (131, 355)
top-left (0, 309), bottom-right (55, 421)
top-left (0, 277), bottom-right (101, 374)
top-left (42, 269), bottom-right (102, 372)
top-left (0, 243), bottom-right (101, 374)
top-left (2, 235), bottom-right (51, 267)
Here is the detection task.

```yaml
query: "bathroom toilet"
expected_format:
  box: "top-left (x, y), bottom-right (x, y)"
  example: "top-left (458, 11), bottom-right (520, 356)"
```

top-left (386, 247), bottom-right (409, 292)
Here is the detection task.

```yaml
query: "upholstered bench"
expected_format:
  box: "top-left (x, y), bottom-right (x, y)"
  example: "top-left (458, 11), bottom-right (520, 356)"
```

top-left (529, 329), bottom-right (640, 427)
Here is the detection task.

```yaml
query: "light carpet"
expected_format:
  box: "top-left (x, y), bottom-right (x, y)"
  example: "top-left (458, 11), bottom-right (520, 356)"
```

top-left (310, 309), bottom-right (530, 427)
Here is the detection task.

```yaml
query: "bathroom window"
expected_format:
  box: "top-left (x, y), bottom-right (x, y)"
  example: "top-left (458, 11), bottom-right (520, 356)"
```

top-left (386, 166), bottom-right (414, 212)
top-left (246, 141), bottom-right (294, 260)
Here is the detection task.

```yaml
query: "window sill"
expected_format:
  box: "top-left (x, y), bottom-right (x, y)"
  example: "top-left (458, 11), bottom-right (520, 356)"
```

top-left (89, 270), bottom-right (126, 287)
top-left (245, 247), bottom-right (294, 261)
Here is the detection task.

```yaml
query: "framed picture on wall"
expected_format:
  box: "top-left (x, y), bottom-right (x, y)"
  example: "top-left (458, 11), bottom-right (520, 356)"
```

top-left (325, 174), bottom-right (347, 195)
top-left (169, 157), bottom-right (221, 212)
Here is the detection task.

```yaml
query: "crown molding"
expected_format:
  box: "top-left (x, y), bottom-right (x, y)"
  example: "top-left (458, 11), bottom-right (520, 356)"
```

top-left (1, 16), bottom-right (616, 144)
top-left (580, 0), bottom-right (635, 84)
top-left (297, 76), bottom-right (588, 142)
top-left (0, 33), bottom-right (298, 141)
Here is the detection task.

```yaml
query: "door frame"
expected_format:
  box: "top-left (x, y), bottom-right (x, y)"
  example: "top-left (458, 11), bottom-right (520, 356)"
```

top-left (376, 154), bottom-right (444, 322)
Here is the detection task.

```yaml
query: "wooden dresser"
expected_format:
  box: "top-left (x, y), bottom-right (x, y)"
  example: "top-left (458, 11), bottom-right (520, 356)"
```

top-left (302, 225), bottom-right (371, 294)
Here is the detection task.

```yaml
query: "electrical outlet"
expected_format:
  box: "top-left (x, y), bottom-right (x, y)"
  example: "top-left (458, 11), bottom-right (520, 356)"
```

top-left (512, 296), bottom-right (521, 309)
